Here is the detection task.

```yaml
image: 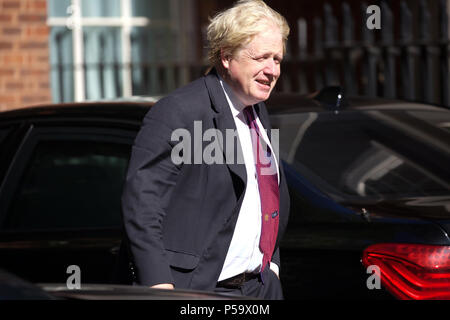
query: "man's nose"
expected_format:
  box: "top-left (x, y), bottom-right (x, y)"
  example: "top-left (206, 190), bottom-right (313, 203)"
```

top-left (263, 58), bottom-right (279, 76)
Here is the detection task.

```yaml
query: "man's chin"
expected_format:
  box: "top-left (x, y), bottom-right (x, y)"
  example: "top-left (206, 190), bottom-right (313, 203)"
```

top-left (254, 91), bottom-right (272, 102)
top-left (241, 90), bottom-right (273, 105)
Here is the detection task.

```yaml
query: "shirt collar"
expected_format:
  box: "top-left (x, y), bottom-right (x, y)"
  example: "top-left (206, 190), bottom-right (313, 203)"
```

top-left (217, 74), bottom-right (248, 118)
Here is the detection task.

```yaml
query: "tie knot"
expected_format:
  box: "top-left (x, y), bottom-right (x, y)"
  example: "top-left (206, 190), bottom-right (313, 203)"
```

top-left (243, 106), bottom-right (255, 124)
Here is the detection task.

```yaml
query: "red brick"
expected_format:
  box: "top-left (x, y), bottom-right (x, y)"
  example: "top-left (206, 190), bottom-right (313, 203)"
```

top-left (21, 95), bottom-right (51, 106)
top-left (20, 68), bottom-right (49, 77)
top-left (19, 41), bottom-right (48, 50)
top-left (2, 1), bottom-right (20, 10)
top-left (24, 26), bottom-right (49, 37)
top-left (0, 95), bottom-right (15, 101)
top-left (0, 0), bottom-right (51, 112)
top-left (39, 82), bottom-right (50, 89)
top-left (0, 68), bottom-right (14, 77)
top-left (0, 41), bottom-right (13, 50)
top-left (2, 27), bottom-right (21, 36)
top-left (35, 55), bottom-right (49, 63)
top-left (17, 13), bottom-right (46, 23)
top-left (26, 0), bottom-right (47, 11)
top-left (2, 54), bottom-right (24, 65)
top-left (0, 14), bottom-right (13, 23)
top-left (0, 95), bottom-right (16, 106)
top-left (5, 82), bottom-right (24, 90)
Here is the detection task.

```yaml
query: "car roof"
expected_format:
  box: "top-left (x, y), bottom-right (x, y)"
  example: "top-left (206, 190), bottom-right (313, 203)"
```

top-left (266, 92), bottom-right (449, 114)
top-left (0, 101), bottom-right (153, 124)
top-left (1, 91), bottom-right (448, 124)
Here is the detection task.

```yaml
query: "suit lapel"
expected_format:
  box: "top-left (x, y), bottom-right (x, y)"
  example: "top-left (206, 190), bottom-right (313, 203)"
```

top-left (254, 103), bottom-right (269, 129)
top-left (204, 70), bottom-right (247, 186)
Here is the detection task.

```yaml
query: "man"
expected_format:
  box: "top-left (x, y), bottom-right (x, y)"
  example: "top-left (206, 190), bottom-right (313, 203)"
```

top-left (121, 0), bottom-right (290, 299)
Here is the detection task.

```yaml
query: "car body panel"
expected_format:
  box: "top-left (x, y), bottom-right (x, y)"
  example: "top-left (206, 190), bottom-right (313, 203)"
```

top-left (38, 283), bottom-right (254, 300)
top-left (0, 94), bottom-right (449, 299)
top-left (266, 93), bottom-right (450, 299)
top-left (0, 105), bottom-right (150, 284)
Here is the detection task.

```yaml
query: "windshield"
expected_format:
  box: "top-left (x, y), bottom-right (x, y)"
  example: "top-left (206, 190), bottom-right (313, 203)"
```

top-left (271, 109), bottom-right (450, 201)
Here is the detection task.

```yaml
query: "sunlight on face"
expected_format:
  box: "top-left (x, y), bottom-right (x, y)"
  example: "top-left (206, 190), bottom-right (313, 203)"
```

top-left (222, 24), bottom-right (284, 106)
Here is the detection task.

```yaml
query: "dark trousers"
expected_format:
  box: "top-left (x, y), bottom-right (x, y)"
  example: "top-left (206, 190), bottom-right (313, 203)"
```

top-left (214, 267), bottom-right (284, 300)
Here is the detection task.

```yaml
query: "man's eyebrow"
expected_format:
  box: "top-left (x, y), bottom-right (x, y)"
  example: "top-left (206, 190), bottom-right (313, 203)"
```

top-left (259, 52), bottom-right (284, 61)
top-left (253, 51), bottom-right (281, 58)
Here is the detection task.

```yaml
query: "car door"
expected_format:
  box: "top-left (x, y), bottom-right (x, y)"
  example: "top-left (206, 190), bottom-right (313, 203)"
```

top-left (0, 123), bottom-right (138, 285)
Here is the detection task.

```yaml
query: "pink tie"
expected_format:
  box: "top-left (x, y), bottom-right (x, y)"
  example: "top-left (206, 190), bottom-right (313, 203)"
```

top-left (243, 106), bottom-right (279, 272)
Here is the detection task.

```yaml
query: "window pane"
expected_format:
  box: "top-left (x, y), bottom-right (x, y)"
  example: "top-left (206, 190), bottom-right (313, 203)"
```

top-left (84, 27), bottom-right (122, 100)
top-left (49, 26), bottom-right (74, 103)
top-left (5, 140), bottom-right (130, 231)
top-left (273, 111), bottom-right (450, 200)
top-left (131, 0), bottom-right (170, 19)
top-left (47, 0), bottom-right (72, 17)
top-left (81, 0), bottom-right (120, 17)
top-left (130, 26), bottom-right (178, 96)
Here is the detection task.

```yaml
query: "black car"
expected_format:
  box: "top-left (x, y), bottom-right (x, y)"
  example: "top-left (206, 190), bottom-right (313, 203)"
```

top-left (0, 268), bottom-right (251, 300)
top-left (267, 90), bottom-right (450, 300)
top-left (0, 102), bottom-right (150, 285)
top-left (0, 90), bottom-right (449, 299)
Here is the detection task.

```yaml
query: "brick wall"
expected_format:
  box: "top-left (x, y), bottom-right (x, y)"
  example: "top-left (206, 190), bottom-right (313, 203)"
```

top-left (0, 0), bottom-right (51, 111)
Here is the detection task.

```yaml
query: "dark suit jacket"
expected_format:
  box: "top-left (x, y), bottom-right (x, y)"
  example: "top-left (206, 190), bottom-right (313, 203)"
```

top-left (121, 69), bottom-right (290, 291)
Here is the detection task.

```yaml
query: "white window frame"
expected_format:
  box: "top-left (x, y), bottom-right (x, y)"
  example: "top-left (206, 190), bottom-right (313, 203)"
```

top-left (47, 0), bottom-right (150, 102)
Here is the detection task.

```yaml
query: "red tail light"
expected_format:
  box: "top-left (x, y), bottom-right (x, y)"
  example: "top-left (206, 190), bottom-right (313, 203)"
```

top-left (362, 243), bottom-right (450, 300)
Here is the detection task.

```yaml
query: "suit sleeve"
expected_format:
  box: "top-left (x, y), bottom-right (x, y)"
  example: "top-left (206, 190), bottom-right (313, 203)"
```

top-left (121, 98), bottom-right (183, 287)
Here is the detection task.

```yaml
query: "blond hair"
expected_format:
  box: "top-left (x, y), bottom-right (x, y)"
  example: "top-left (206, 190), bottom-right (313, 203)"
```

top-left (206, 0), bottom-right (290, 67)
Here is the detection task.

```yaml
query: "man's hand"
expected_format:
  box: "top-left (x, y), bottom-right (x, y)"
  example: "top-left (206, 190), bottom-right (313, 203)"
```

top-left (151, 283), bottom-right (175, 290)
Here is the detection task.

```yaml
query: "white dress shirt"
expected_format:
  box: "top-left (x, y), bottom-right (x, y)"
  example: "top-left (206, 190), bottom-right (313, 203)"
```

top-left (217, 76), bottom-right (280, 281)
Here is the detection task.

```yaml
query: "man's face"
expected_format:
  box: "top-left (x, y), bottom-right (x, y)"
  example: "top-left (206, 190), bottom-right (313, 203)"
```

top-left (222, 24), bottom-right (284, 106)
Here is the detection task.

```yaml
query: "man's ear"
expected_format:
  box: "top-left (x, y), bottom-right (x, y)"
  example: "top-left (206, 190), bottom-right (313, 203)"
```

top-left (220, 49), bottom-right (230, 70)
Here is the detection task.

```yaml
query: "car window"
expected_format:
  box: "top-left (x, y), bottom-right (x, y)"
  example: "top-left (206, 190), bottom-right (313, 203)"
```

top-left (272, 110), bottom-right (450, 201)
top-left (0, 126), bottom-right (14, 152)
top-left (0, 126), bottom-right (17, 184)
top-left (0, 127), bottom-right (10, 146)
top-left (1, 130), bottom-right (134, 231)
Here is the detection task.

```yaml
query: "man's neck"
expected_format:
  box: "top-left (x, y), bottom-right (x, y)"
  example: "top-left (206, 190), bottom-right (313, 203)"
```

top-left (216, 72), bottom-right (247, 112)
